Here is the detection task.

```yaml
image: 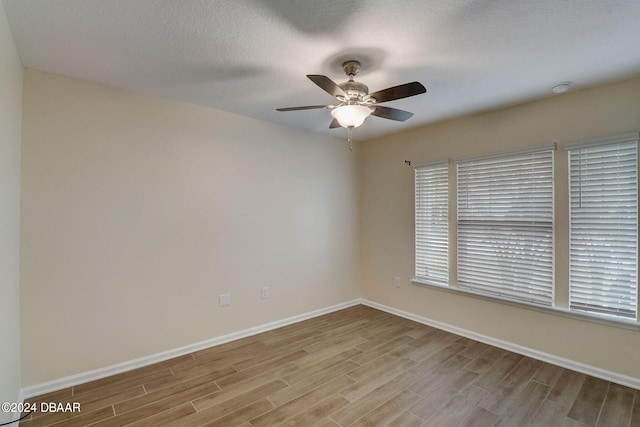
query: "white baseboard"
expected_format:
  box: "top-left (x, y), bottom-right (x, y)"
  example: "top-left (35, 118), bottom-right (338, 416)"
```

top-left (21, 297), bottom-right (639, 400)
top-left (11, 389), bottom-right (25, 424)
top-left (361, 299), bottom-right (640, 390)
top-left (20, 299), bottom-right (361, 399)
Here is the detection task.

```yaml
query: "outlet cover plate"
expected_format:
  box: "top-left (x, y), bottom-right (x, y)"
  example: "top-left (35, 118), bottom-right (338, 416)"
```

top-left (219, 293), bottom-right (231, 306)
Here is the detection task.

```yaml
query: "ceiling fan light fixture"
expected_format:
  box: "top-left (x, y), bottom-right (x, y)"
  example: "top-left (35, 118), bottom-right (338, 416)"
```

top-left (330, 104), bottom-right (372, 128)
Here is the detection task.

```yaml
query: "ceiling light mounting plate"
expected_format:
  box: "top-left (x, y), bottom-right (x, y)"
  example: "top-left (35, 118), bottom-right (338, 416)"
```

top-left (551, 81), bottom-right (571, 94)
top-left (342, 60), bottom-right (361, 79)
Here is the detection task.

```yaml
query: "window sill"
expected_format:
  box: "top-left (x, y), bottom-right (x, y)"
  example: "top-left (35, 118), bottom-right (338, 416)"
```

top-left (411, 278), bottom-right (640, 331)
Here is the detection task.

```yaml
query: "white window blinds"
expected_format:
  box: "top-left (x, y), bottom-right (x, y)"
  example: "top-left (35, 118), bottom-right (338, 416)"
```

top-left (567, 133), bottom-right (638, 320)
top-left (456, 145), bottom-right (555, 305)
top-left (415, 162), bottom-right (449, 285)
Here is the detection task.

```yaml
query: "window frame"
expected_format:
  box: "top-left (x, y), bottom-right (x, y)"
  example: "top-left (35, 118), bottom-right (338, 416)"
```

top-left (411, 135), bottom-right (640, 329)
top-left (566, 132), bottom-right (639, 321)
top-left (455, 144), bottom-right (556, 306)
top-left (414, 161), bottom-right (450, 286)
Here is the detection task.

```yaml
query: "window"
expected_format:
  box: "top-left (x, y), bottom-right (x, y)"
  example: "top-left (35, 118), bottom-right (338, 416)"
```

top-left (567, 133), bottom-right (639, 320)
top-left (415, 162), bottom-right (449, 285)
top-left (413, 134), bottom-right (640, 326)
top-left (455, 145), bottom-right (555, 305)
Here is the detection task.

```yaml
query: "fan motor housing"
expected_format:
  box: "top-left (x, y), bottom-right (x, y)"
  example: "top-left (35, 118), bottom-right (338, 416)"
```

top-left (339, 81), bottom-right (369, 101)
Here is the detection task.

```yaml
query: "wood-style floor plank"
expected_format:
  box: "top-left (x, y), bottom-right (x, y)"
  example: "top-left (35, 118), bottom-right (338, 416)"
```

top-left (460, 406), bottom-right (500, 427)
top-left (348, 389), bottom-right (422, 427)
top-left (331, 371), bottom-right (418, 426)
top-left (250, 375), bottom-right (355, 427)
top-left (524, 399), bottom-right (569, 427)
top-left (174, 380), bottom-right (287, 426)
top-left (567, 376), bottom-right (610, 425)
top-left (595, 384), bottom-right (634, 427)
top-left (478, 357), bottom-right (542, 416)
top-left (548, 369), bottom-right (587, 408)
top-left (632, 391), bottom-right (640, 427)
top-left (421, 384), bottom-right (488, 427)
top-left (21, 304), bottom-right (639, 426)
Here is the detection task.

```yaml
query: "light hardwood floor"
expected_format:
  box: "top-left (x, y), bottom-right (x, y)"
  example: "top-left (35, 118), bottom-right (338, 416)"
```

top-left (20, 305), bottom-right (640, 426)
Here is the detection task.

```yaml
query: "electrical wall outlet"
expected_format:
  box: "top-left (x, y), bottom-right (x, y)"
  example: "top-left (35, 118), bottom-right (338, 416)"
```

top-left (219, 293), bottom-right (231, 306)
top-left (394, 276), bottom-right (401, 288)
top-left (261, 286), bottom-right (269, 299)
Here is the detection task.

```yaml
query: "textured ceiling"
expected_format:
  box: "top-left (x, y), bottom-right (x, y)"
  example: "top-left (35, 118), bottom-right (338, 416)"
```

top-left (3, 0), bottom-right (640, 141)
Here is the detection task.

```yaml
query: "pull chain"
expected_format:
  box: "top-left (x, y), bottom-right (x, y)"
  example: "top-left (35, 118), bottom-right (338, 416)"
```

top-left (347, 127), bottom-right (353, 151)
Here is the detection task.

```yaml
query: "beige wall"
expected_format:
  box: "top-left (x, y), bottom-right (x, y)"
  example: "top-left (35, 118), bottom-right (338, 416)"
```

top-left (20, 70), bottom-right (359, 386)
top-left (17, 64), bottom-right (640, 387)
top-left (0, 2), bottom-right (23, 422)
top-left (359, 76), bottom-right (640, 379)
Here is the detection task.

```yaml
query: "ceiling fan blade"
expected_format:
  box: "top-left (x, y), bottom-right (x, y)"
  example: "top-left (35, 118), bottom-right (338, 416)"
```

top-left (368, 81), bottom-right (426, 103)
top-left (329, 118), bottom-right (341, 129)
top-left (276, 104), bottom-right (332, 111)
top-left (307, 75), bottom-right (347, 99)
top-left (371, 105), bottom-right (414, 122)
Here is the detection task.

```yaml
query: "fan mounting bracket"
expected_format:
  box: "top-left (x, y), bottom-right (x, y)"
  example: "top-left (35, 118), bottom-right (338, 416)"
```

top-left (342, 60), bottom-right (361, 79)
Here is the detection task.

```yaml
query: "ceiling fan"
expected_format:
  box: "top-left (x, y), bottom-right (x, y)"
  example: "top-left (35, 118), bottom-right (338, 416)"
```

top-left (276, 60), bottom-right (427, 149)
